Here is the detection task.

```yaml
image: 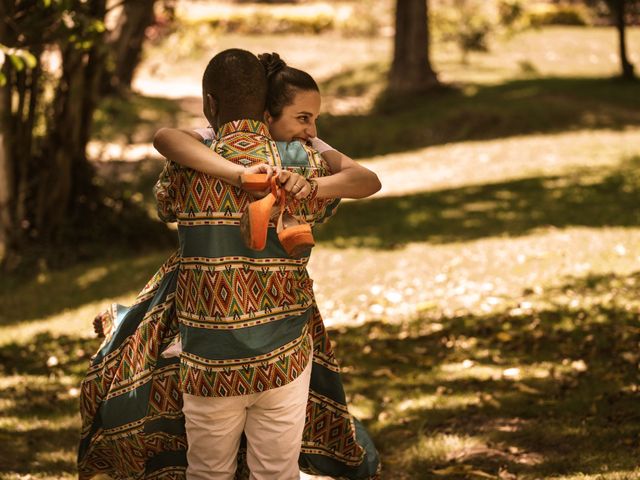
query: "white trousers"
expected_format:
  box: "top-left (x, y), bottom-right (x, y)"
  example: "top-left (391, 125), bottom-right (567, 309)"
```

top-left (182, 355), bottom-right (312, 480)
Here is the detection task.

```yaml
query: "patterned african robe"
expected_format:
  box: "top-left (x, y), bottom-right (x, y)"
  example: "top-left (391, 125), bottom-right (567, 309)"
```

top-left (77, 120), bottom-right (380, 479)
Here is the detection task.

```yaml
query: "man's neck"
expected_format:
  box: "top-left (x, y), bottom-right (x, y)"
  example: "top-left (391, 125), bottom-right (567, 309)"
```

top-left (216, 114), bottom-right (263, 129)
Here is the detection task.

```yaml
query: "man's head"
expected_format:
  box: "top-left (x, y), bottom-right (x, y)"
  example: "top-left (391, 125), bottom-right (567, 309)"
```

top-left (202, 49), bottom-right (268, 129)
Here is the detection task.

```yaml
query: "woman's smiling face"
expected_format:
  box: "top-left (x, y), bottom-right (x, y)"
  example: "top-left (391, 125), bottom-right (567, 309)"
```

top-left (265, 89), bottom-right (321, 143)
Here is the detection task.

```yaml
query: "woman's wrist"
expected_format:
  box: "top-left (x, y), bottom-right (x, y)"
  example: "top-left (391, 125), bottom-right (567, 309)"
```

top-left (226, 165), bottom-right (244, 188)
top-left (304, 179), bottom-right (319, 202)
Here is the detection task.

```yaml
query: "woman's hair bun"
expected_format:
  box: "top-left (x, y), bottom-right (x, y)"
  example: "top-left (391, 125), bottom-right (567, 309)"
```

top-left (258, 52), bottom-right (286, 78)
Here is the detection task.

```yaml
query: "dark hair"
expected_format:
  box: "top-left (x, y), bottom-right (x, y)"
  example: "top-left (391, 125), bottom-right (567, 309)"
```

top-left (202, 49), bottom-right (267, 120)
top-left (258, 52), bottom-right (319, 118)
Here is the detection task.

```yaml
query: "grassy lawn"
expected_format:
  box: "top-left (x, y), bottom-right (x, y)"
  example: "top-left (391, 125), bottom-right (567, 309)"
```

top-left (3, 23), bottom-right (640, 480)
top-left (336, 269), bottom-right (640, 479)
top-left (4, 130), bottom-right (640, 478)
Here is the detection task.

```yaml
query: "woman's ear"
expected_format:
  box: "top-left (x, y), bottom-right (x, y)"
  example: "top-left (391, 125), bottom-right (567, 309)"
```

top-left (264, 110), bottom-right (273, 125)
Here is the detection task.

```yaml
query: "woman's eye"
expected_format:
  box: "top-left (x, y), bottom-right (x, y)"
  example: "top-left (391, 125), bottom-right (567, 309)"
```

top-left (298, 116), bottom-right (309, 123)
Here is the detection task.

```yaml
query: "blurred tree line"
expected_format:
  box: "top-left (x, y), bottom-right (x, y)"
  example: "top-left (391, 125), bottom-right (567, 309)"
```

top-left (0, 0), bottom-right (166, 271)
top-left (0, 0), bottom-right (637, 271)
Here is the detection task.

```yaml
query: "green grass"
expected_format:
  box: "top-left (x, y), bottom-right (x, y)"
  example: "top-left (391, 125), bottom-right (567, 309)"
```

top-left (334, 271), bottom-right (640, 479)
top-left (318, 77), bottom-right (640, 158)
top-left (4, 24), bottom-right (640, 480)
top-left (92, 94), bottom-right (184, 144)
top-left (93, 76), bottom-right (640, 161)
top-left (0, 333), bottom-right (100, 479)
top-left (1, 246), bottom-right (639, 479)
top-left (315, 155), bottom-right (640, 248)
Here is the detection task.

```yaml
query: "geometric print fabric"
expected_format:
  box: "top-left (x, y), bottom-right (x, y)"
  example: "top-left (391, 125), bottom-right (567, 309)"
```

top-left (79, 119), bottom-right (380, 478)
top-left (78, 260), bottom-right (380, 480)
top-left (166, 119), bottom-right (338, 398)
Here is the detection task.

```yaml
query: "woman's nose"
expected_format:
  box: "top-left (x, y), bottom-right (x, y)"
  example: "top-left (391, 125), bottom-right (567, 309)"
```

top-left (305, 123), bottom-right (317, 139)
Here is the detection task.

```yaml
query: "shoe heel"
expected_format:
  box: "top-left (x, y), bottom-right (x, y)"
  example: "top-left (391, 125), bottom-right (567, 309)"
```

top-left (240, 177), bottom-right (281, 251)
top-left (240, 173), bottom-right (270, 191)
top-left (278, 224), bottom-right (314, 258)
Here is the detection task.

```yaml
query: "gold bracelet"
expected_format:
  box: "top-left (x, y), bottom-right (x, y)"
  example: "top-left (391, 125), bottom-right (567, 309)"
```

top-left (305, 179), bottom-right (319, 202)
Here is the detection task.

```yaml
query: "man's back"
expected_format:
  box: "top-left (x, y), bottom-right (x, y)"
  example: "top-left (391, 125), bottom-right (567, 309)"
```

top-left (167, 119), bottom-right (332, 397)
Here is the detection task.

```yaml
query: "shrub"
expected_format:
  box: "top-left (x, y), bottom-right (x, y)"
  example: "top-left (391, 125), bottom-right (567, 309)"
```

top-left (432, 0), bottom-right (494, 63)
top-left (525, 4), bottom-right (592, 27)
top-left (498, 0), bottom-right (526, 28)
top-left (208, 12), bottom-right (334, 35)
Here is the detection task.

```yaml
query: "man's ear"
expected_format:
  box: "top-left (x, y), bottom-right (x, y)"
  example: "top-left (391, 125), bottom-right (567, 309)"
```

top-left (206, 93), bottom-right (218, 120)
top-left (264, 110), bottom-right (273, 125)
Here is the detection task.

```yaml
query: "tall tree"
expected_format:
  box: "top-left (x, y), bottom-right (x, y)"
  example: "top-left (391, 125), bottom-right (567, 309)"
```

top-left (389, 0), bottom-right (440, 93)
top-left (0, 0), bottom-right (108, 269)
top-left (102, 0), bottom-right (158, 94)
top-left (0, 7), bottom-right (12, 265)
top-left (606, 0), bottom-right (636, 79)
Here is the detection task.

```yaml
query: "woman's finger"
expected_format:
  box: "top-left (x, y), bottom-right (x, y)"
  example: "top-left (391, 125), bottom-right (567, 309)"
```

top-left (277, 170), bottom-right (291, 184)
top-left (295, 181), bottom-right (311, 200)
top-left (284, 174), bottom-right (302, 193)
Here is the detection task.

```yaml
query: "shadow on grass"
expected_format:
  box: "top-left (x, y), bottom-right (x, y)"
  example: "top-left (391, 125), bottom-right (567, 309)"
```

top-left (0, 249), bottom-right (175, 326)
top-left (1, 157), bottom-right (177, 324)
top-left (93, 94), bottom-right (185, 144)
top-left (315, 156), bottom-right (640, 249)
top-left (332, 272), bottom-right (640, 479)
top-left (1, 274), bottom-right (638, 478)
top-left (0, 333), bottom-right (101, 475)
top-left (318, 75), bottom-right (640, 158)
top-left (92, 75), bottom-right (640, 161)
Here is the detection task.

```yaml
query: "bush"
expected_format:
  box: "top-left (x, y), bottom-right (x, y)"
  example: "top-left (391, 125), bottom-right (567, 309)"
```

top-left (208, 12), bottom-right (334, 35)
top-left (498, 0), bottom-right (526, 28)
top-left (525, 4), bottom-right (591, 27)
top-left (432, 0), bottom-right (494, 62)
top-left (174, 3), bottom-right (385, 37)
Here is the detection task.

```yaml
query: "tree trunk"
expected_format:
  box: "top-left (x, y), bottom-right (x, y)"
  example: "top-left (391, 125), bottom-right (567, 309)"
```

top-left (35, 1), bottom-right (107, 242)
top-left (389, 0), bottom-right (440, 93)
top-left (0, 0), bottom-right (114, 269)
top-left (37, 37), bottom-right (106, 241)
top-left (612, 0), bottom-right (636, 79)
top-left (104, 0), bottom-right (156, 93)
top-left (0, 63), bottom-right (14, 266)
top-left (0, 10), bottom-right (21, 268)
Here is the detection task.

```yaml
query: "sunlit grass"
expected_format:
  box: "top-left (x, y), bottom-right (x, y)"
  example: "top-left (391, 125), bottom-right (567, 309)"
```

top-left (0, 249), bottom-right (174, 326)
top-left (139, 25), bottom-right (640, 94)
top-left (549, 471), bottom-right (640, 480)
top-left (6, 20), bottom-right (640, 480)
top-left (406, 433), bottom-right (488, 464)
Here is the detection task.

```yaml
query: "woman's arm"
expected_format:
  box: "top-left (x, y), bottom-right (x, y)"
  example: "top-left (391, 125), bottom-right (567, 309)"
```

top-left (312, 137), bottom-right (381, 199)
top-left (314, 150), bottom-right (381, 199)
top-left (278, 138), bottom-right (381, 200)
top-left (153, 128), bottom-right (245, 187)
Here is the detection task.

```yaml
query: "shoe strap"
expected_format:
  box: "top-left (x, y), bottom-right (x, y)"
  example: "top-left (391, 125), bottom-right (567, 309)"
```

top-left (276, 188), bottom-right (286, 235)
top-left (273, 177), bottom-right (311, 234)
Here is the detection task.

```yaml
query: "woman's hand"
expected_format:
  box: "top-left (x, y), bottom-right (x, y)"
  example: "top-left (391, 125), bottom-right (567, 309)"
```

top-left (93, 311), bottom-right (108, 338)
top-left (242, 164), bottom-right (279, 198)
top-left (277, 170), bottom-right (311, 200)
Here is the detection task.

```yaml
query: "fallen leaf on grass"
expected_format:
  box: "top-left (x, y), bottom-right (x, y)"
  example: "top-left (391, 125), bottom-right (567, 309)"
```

top-left (515, 382), bottom-right (541, 394)
top-left (372, 367), bottom-right (397, 379)
top-left (432, 464), bottom-right (495, 478)
top-left (498, 466), bottom-right (517, 479)
top-left (497, 331), bottom-right (513, 342)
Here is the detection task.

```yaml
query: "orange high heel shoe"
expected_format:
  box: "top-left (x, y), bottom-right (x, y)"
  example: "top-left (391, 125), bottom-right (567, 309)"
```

top-left (240, 177), bottom-right (281, 251)
top-left (276, 201), bottom-right (315, 259)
